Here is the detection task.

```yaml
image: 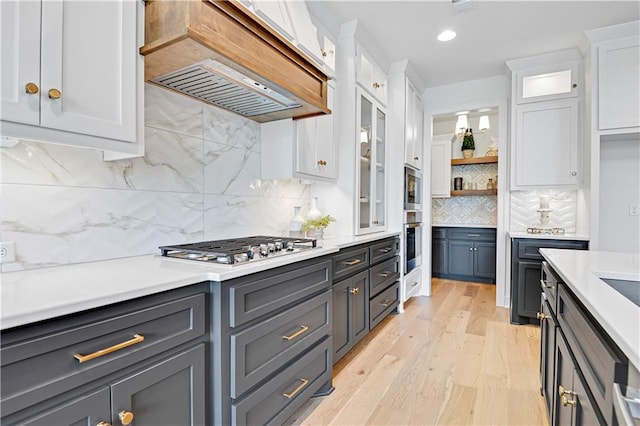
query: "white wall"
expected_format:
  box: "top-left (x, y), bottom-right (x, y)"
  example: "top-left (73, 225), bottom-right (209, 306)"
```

top-left (598, 135), bottom-right (640, 252)
top-left (0, 85), bottom-right (310, 271)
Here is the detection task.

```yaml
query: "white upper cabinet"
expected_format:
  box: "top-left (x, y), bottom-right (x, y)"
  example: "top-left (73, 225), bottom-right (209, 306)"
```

top-left (513, 99), bottom-right (579, 189)
top-left (597, 36), bottom-right (640, 130)
top-left (356, 43), bottom-right (387, 106)
top-left (287, 1), bottom-right (322, 63)
top-left (431, 136), bottom-right (452, 198)
top-left (261, 84), bottom-right (336, 182)
top-left (1, 1), bottom-right (41, 126)
top-left (515, 62), bottom-right (578, 104)
top-left (404, 78), bottom-right (423, 170)
top-left (507, 50), bottom-right (582, 190)
top-left (252, 0), bottom-right (295, 41)
top-left (0, 0), bottom-right (143, 158)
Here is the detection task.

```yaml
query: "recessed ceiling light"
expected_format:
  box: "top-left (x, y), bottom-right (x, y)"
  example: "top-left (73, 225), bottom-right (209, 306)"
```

top-left (437, 30), bottom-right (456, 42)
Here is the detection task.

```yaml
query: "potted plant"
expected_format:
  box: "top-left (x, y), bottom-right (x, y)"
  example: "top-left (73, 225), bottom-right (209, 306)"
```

top-left (301, 215), bottom-right (336, 239)
top-left (462, 128), bottom-right (475, 158)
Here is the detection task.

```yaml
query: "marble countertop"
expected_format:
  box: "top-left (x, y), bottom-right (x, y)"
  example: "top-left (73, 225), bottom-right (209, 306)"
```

top-left (0, 232), bottom-right (400, 330)
top-left (540, 249), bottom-right (640, 370)
top-left (509, 231), bottom-right (590, 241)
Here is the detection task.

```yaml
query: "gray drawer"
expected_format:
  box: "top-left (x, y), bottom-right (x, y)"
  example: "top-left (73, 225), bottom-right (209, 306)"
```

top-left (333, 246), bottom-right (369, 282)
top-left (231, 338), bottom-right (331, 426)
top-left (369, 282), bottom-right (399, 330)
top-left (1, 292), bottom-right (206, 416)
top-left (448, 228), bottom-right (496, 242)
top-left (433, 228), bottom-right (447, 239)
top-left (557, 284), bottom-right (626, 424)
top-left (516, 239), bottom-right (588, 261)
top-left (230, 291), bottom-right (331, 398)
top-left (369, 256), bottom-right (400, 298)
top-left (541, 261), bottom-right (560, 315)
top-left (229, 260), bottom-right (331, 328)
top-left (369, 237), bottom-right (400, 265)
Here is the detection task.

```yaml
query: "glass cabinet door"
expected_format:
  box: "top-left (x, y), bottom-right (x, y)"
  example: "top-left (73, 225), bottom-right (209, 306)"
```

top-left (358, 91), bottom-right (372, 230)
top-left (356, 87), bottom-right (386, 234)
top-left (374, 105), bottom-right (386, 227)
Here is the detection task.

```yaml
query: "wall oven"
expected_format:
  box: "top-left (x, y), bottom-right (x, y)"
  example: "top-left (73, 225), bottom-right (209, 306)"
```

top-left (405, 213), bottom-right (422, 274)
top-left (404, 166), bottom-right (422, 210)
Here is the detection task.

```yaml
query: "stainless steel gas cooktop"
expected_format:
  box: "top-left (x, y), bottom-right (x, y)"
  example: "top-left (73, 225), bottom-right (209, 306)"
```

top-left (159, 236), bottom-right (317, 265)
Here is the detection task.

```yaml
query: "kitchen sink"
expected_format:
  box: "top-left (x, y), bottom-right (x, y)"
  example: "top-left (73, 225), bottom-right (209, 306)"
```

top-left (601, 278), bottom-right (640, 307)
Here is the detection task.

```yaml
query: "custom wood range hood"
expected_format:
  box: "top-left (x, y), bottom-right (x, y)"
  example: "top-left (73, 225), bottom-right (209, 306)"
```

top-left (140, 0), bottom-right (330, 122)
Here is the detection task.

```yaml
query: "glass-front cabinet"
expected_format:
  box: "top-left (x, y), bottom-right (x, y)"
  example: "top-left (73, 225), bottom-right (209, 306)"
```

top-left (356, 87), bottom-right (386, 235)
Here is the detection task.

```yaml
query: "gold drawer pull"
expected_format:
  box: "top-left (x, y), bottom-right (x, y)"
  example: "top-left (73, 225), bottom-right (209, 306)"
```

top-left (349, 287), bottom-right (360, 295)
top-left (283, 378), bottom-right (309, 399)
top-left (536, 312), bottom-right (549, 320)
top-left (344, 259), bottom-right (362, 266)
top-left (283, 325), bottom-right (309, 341)
top-left (48, 88), bottom-right (61, 99)
top-left (377, 271), bottom-right (392, 277)
top-left (380, 299), bottom-right (393, 308)
top-left (379, 247), bottom-right (392, 253)
top-left (74, 334), bottom-right (144, 363)
top-left (118, 410), bottom-right (134, 425)
top-left (561, 395), bottom-right (577, 407)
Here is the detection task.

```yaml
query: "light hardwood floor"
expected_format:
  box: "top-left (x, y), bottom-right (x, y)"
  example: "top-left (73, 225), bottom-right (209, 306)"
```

top-left (287, 278), bottom-right (549, 425)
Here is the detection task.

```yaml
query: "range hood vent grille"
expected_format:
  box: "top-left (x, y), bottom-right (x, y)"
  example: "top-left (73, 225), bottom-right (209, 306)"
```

top-left (152, 59), bottom-right (302, 117)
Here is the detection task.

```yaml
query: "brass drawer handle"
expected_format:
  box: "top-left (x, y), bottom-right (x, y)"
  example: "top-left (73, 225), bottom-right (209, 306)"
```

top-left (344, 259), bottom-right (362, 266)
top-left (283, 378), bottom-right (309, 399)
top-left (559, 385), bottom-right (574, 397)
top-left (380, 299), bottom-right (392, 308)
top-left (377, 271), bottom-right (392, 277)
top-left (282, 325), bottom-right (309, 341)
top-left (349, 287), bottom-right (360, 295)
top-left (561, 395), bottom-right (577, 407)
top-left (118, 411), bottom-right (134, 426)
top-left (74, 334), bottom-right (144, 363)
top-left (536, 312), bottom-right (549, 320)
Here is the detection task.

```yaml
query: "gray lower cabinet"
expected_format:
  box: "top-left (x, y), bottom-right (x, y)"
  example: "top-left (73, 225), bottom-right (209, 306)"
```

top-left (511, 238), bottom-right (588, 324)
top-left (331, 236), bottom-right (400, 365)
top-left (541, 261), bottom-right (629, 426)
top-left (432, 227), bottom-right (496, 283)
top-left (333, 270), bottom-right (369, 363)
top-left (1, 285), bottom-right (208, 426)
top-left (212, 255), bottom-right (334, 425)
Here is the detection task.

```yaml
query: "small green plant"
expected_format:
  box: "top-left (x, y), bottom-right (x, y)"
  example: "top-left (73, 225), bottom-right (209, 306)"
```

top-left (301, 215), bottom-right (336, 232)
top-left (461, 129), bottom-right (475, 151)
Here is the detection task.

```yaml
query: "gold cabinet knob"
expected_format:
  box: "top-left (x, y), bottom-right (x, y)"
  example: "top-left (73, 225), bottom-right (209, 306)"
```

top-left (316, 160), bottom-right (327, 166)
top-left (558, 385), bottom-right (573, 397)
top-left (25, 82), bottom-right (39, 94)
top-left (372, 82), bottom-right (381, 89)
top-left (48, 88), bottom-right (61, 99)
top-left (118, 410), bottom-right (134, 425)
top-left (536, 312), bottom-right (549, 320)
top-left (562, 394), bottom-right (577, 407)
top-left (97, 422), bottom-right (112, 426)
top-left (349, 287), bottom-right (359, 295)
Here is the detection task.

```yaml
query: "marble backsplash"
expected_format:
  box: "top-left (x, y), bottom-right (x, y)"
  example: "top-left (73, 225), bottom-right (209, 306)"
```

top-left (0, 85), bottom-right (309, 271)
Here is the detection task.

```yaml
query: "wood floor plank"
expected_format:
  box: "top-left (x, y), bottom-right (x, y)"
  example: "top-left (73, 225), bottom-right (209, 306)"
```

top-left (287, 279), bottom-right (549, 426)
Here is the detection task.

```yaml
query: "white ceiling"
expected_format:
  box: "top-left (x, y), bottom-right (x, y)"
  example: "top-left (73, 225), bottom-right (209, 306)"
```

top-left (307, 1), bottom-right (640, 89)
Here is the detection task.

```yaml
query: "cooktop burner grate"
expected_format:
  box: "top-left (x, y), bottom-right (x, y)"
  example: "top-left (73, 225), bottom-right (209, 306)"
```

top-left (159, 236), bottom-right (317, 265)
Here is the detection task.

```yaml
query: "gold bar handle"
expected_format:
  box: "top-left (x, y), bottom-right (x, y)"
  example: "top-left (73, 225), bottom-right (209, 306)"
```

top-left (74, 334), bottom-right (144, 363)
top-left (283, 378), bottom-right (309, 399)
top-left (282, 325), bottom-right (309, 341)
top-left (344, 259), bottom-right (361, 266)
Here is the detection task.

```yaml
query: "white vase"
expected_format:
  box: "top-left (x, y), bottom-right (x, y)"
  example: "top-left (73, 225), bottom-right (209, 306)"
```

top-left (289, 206), bottom-right (304, 238)
top-left (307, 197), bottom-right (321, 220)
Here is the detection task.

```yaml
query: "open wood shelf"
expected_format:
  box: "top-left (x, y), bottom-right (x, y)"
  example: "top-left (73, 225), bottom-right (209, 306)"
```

top-left (451, 189), bottom-right (498, 196)
top-left (451, 156), bottom-right (499, 165)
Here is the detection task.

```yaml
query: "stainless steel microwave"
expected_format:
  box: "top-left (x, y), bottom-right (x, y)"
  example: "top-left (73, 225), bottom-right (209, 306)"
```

top-left (404, 166), bottom-right (422, 210)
